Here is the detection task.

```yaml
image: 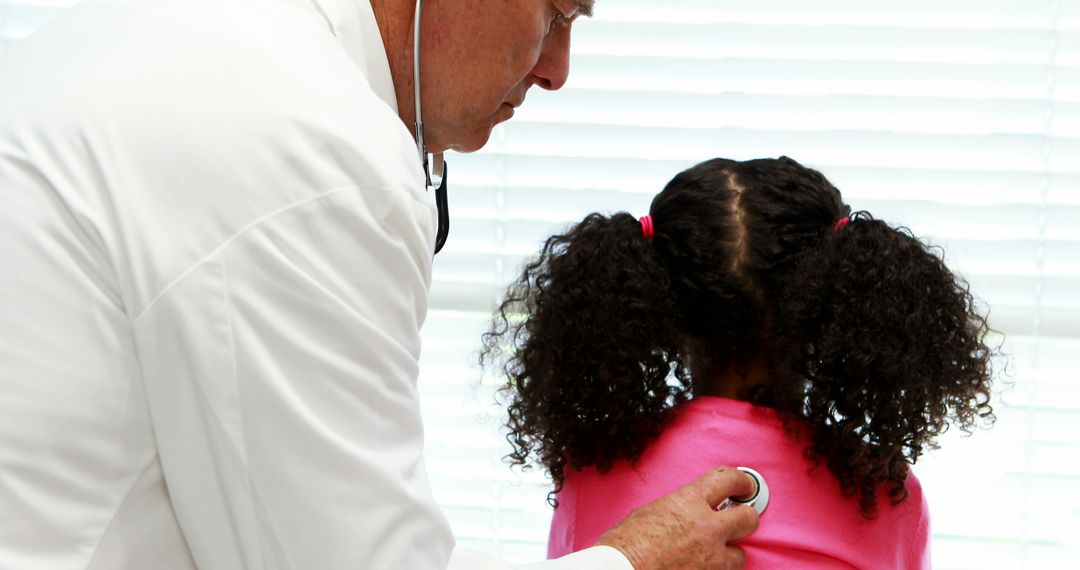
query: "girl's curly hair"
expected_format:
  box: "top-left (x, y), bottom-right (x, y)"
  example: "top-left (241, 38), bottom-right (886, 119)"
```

top-left (480, 156), bottom-right (996, 518)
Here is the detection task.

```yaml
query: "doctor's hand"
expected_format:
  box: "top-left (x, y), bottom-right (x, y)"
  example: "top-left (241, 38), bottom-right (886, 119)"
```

top-left (595, 467), bottom-right (760, 570)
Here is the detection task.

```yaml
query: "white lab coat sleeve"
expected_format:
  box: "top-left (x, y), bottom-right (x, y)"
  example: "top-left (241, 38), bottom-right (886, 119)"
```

top-left (131, 182), bottom-right (454, 569)
top-left (450, 546), bottom-right (634, 570)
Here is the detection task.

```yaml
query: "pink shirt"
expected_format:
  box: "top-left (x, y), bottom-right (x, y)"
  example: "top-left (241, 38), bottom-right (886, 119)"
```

top-left (548, 397), bottom-right (930, 569)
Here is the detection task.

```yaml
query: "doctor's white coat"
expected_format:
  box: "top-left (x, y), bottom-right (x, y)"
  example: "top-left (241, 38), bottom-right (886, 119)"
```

top-left (0, 0), bottom-right (629, 568)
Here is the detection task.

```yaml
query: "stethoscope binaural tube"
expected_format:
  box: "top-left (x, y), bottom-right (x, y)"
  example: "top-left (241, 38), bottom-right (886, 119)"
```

top-left (413, 0), bottom-right (449, 254)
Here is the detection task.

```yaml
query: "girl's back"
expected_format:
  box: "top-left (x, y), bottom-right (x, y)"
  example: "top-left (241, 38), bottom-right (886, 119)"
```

top-left (482, 157), bottom-right (995, 567)
top-left (548, 397), bottom-right (930, 569)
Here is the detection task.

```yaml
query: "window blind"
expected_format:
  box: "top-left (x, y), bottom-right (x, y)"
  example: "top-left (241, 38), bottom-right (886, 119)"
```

top-left (0, 0), bottom-right (72, 56)
top-left (425, 1), bottom-right (1080, 567)
top-left (3, 1), bottom-right (1078, 567)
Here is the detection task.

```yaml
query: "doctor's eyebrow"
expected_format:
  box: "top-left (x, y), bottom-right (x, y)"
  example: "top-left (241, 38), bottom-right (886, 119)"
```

top-left (574, 0), bottom-right (594, 18)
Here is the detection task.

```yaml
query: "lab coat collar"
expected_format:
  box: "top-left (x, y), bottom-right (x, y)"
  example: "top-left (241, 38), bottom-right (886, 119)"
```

top-left (308, 0), bottom-right (399, 114)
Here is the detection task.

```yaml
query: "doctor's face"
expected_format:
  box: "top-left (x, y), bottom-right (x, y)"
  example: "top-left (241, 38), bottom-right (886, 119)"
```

top-left (421, 0), bottom-right (586, 153)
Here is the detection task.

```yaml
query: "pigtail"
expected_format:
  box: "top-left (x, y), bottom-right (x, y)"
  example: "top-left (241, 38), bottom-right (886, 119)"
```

top-left (480, 213), bottom-right (689, 504)
top-left (770, 213), bottom-right (996, 517)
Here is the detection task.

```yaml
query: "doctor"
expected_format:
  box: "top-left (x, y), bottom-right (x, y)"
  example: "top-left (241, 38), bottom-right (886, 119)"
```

top-left (0, 0), bottom-right (759, 568)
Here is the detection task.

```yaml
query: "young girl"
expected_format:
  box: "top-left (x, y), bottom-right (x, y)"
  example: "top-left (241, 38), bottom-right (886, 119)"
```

top-left (480, 157), bottom-right (996, 568)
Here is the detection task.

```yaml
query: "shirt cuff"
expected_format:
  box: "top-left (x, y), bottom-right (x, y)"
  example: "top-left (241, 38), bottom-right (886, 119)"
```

top-left (449, 545), bottom-right (633, 570)
top-left (519, 546), bottom-right (634, 570)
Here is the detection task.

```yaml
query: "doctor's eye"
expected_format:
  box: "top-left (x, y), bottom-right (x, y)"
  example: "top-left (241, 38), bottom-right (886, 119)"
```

top-left (547, 2), bottom-right (576, 35)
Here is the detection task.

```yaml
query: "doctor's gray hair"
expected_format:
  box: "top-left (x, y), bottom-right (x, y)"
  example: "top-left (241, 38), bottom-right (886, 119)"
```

top-left (573, 0), bottom-right (595, 18)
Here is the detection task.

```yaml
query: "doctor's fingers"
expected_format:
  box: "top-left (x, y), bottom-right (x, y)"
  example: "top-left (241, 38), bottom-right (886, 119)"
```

top-left (712, 505), bottom-right (759, 543)
top-left (716, 545), bottom-right (747, 570)
top-left (690, 466), bottom-right (758, 510)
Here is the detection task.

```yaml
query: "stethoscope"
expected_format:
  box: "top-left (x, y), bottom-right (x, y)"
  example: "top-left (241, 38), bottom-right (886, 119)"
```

top-left (413, 0), bottom-right (450, 255)
top-left (718, 467), bottom-right (770, 515)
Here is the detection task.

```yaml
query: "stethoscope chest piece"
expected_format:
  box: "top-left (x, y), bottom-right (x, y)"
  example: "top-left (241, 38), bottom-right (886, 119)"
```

top-left (718, 466), bottom-right (770, 515)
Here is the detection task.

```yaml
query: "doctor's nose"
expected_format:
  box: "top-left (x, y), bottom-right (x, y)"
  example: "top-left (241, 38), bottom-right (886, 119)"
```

top-left (531, 26), bottom-right (572, 91)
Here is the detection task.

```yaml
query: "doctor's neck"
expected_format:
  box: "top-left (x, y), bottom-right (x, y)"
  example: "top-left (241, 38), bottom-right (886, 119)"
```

top-left (369, 0), bottom-right (422, 142)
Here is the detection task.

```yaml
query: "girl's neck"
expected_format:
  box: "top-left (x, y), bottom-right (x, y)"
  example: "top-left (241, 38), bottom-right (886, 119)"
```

top-left (695, 359), bottom-right (771, 401)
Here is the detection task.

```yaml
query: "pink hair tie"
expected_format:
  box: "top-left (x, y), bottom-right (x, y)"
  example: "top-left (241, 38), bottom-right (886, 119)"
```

top-left (639, 215), bottom-right (654, 241)
top-left (833, 216), bottom-right (851, 233)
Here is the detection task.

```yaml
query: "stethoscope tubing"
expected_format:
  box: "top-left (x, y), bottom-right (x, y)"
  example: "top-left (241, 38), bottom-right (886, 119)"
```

top-left (413, 0), bottom-right (449, 254)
